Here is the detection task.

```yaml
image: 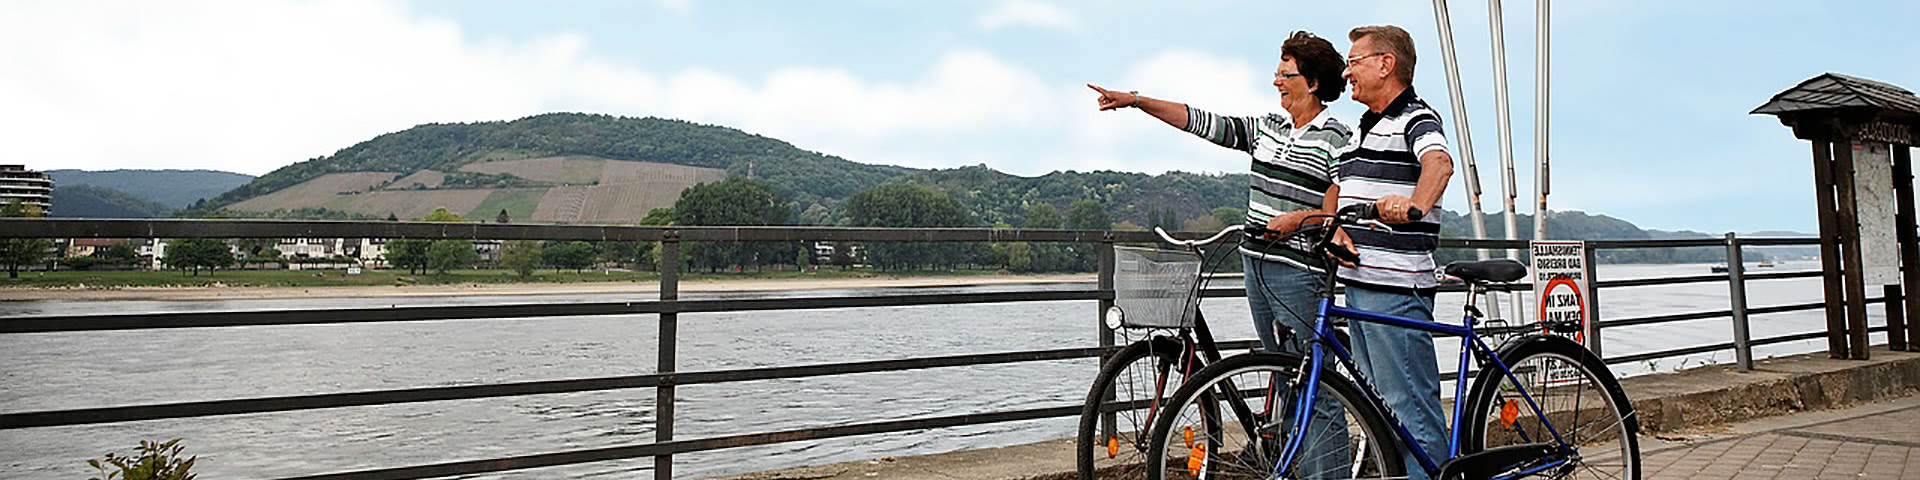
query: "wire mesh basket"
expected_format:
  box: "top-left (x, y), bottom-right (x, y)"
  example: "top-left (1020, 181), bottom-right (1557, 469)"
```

top-left (1111, 246), bottom-right (1204, 329)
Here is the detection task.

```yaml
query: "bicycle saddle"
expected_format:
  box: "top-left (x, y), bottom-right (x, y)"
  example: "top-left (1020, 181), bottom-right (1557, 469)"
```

top-left (1442, 259), bottom-right (1528, 283)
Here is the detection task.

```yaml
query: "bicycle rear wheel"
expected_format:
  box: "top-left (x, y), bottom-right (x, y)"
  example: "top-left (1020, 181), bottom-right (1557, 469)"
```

top-left (1144, 352), bottom-right (1404, 480)
top-left (1079, 335), bottom-right (1197, 479)
top-left (1462, 335), bottom-right (1639, 480)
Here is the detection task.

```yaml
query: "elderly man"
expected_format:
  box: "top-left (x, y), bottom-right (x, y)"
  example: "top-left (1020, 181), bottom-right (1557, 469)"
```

top-left (1331, 24), bottom-right (1456, 479)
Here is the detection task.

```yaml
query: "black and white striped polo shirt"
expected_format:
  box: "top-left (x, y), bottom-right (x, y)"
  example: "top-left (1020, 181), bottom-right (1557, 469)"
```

top-left (1183, 106), bottom-right (1351, 271)
top-left (1335, 87), bottom-right (1448, 290)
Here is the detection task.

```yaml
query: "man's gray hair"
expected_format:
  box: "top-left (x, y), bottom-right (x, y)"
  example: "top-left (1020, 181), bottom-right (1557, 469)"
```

top-left (1349, 25), bottom-right (1417, 84)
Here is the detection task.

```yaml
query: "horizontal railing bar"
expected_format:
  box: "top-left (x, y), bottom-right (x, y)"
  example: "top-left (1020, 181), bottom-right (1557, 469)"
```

top-left (1, 343), bottom-right (1160, 429)
top-left (1593, 270), bottom-right (1822, 289)
top-left (5, 218), bottom-right (1777, 252)
top-left (1, 290), bottom-right (1109, 334)
top-left (1605, 325), bottom-right (1888, 366)
top-left (277, 403), bottom-right (1084, 480)
top-left (1598, 298), bottom-right (1876, 330)
top-left (1737, 237), bottom-right (1821, 246)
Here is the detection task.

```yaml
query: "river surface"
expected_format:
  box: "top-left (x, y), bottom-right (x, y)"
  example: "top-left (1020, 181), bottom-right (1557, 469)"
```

top-left (0, 260), bottom-right (1891, 479)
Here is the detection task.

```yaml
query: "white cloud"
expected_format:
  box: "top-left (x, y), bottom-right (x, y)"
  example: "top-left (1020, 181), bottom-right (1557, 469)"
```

top-left (976, 0), bottom-right (1081, 32)
top-left (4, 0), bottom-right (1282, 182)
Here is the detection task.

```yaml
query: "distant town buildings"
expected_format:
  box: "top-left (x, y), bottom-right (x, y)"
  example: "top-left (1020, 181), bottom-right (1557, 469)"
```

top-left (0, 165), bottom-right (54, 214)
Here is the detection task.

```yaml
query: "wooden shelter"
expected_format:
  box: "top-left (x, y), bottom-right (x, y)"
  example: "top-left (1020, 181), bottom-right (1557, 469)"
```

top-left (1754, 73), bottom-right (1920, 359)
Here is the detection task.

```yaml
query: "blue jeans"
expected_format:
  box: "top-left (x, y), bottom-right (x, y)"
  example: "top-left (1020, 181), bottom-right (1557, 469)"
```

top-left (1244, 257), bottom-right (1348, 479)
top-left (1346, 284), bottom-right (1448, 480)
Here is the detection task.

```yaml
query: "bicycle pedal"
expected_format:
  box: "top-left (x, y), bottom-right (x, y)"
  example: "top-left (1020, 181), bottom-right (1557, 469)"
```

top-left (1434, 442), bottom-right (1558, 480)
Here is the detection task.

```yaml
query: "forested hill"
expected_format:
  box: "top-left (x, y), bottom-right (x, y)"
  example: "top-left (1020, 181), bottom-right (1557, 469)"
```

top-left (194, 113), bottom-right (914, 211)
top-left (49, 169), bottom-right (253, 209)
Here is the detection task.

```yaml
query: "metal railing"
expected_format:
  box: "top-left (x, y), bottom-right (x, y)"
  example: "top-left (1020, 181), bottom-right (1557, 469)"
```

top-left (0, 218), bottom-right (1891, 479)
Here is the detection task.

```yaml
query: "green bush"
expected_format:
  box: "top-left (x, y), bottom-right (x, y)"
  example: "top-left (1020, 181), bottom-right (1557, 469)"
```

top-left (86, 438), bottom-right (197, 480)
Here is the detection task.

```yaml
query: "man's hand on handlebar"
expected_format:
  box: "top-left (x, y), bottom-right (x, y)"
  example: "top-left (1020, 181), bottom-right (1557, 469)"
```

top-left (1373, 195), bottom-right (1425, 224)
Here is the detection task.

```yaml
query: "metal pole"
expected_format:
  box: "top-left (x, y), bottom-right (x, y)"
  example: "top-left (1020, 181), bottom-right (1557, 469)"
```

top-left (1431, 0), bottom-right (1492, 261)
top-left (1533, 0), bottom-right (1551, 242)
top-left (1096, 238), bottom-right (1117, 441)
top-left (1432, 0), bottom-right (1504, 322)
top-left (1725, 233), bottom-right (1753, 372)
top-left (1582, 244), bottom-right (1602, 357)
top-left (654, 236), bottom-right (679, 480)
top-left (1487, 0), bottom-right (1525, 322)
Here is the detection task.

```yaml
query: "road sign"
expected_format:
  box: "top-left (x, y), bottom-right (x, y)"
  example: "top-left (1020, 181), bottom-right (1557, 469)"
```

top-left (1531, 241), bottom-right (1589, 343)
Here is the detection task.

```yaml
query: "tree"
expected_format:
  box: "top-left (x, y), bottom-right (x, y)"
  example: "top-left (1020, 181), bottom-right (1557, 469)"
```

top-left (0, 201), bottom-right (53, 279)
top-left (162, 238), bottom-right (233, 276)
top-left (1211, 207), bottom-right (1247, 228)
top-left (1064, 200), bottom-right (1111, 231)
top-left (386, 212), bottom-right (399, 222)
top-left (496, 208), bottom-right (512, 223)
top-left (501, 240), bottom-right (542, 277)
top-left (673, 178), bottom-right (791, 272)
top-left (642, 207), bottom-right (675, 226)
top-left (421, 207), bottom-right (468, 223)
top-left (1062, 200), bottom-right (1112, 271)
top-left (845, 184), bottom-right (976, 270)
top-left (384, 239), bottom-right (431, 274)
top-left (542, 241), bottom-right (596, 273)
top-left (1023, 203), bottom-right (1062, 229)
top-left (426, 239), bottom-right (479, 274)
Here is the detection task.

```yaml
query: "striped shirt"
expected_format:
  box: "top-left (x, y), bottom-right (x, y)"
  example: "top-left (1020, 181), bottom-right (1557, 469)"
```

top-left (1184, 106), bottom-right (1352, 271)
top-left (1335, 88), bottom-right (1448, 290)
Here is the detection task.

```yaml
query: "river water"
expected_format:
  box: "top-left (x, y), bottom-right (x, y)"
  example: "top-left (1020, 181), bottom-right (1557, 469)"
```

top-left (0, 260), bottom-right (1891, 479)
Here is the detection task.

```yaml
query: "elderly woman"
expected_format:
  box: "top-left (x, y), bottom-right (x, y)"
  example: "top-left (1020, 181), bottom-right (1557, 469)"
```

top-left (1090, 31), bottom-right (1352, 356)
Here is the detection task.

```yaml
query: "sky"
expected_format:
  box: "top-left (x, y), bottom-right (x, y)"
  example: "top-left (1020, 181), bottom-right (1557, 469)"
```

top-left (6, 0), bottom-right (1917, 233)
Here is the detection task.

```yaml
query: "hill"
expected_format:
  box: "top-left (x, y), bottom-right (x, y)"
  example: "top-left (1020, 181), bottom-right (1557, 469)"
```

top-left (49, 184), bottom-right (175, 218)
top-left (196, 113), bottom-right (911, 215)
top-left (48, 169), bottom-right (253, 209)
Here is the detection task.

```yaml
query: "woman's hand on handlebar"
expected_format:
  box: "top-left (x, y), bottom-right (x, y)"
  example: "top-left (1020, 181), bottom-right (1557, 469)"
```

top-left (1327, 226), bottom-right (1360, 268)
top-left (1261, 211), bottom-right (1324, 240)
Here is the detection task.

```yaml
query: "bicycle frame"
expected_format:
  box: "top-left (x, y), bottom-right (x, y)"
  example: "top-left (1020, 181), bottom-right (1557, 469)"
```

top-left (1271, 289), bottom-right (1577, 478)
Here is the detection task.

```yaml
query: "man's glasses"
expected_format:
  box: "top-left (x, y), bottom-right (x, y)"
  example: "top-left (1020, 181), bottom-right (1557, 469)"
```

top-left (1346, 52), bottom-right (1390, 68)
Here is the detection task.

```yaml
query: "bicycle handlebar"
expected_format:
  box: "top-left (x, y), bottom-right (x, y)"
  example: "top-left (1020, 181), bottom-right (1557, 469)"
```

top-left (1153, 225), bottom-right (1244, 248)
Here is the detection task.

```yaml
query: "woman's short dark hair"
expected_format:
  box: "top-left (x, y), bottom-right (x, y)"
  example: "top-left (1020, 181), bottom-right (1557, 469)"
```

top-left (1282, 31), bottom-right (1346, 103)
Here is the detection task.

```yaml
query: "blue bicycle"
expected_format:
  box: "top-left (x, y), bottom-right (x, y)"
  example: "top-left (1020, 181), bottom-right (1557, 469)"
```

top-left (1144, 205), bottom-right (1639, 480)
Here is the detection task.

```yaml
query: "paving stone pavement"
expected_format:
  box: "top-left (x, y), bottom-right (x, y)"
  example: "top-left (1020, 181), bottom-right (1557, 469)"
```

top-left (1641, 394), bottom-right (1920, 480)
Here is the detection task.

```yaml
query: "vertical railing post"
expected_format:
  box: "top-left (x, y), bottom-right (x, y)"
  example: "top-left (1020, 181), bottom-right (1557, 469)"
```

top-left (1581, 244), bottom-right (1602, 357)
top-left (655, 234), bottom-right (680, 480)
top-left (1725, 233), bottom-right (1753, 372)
top-left (1889, 285), bottom-right (1908, 351)
top-left (1096, 236), bottom-right (1117, 442)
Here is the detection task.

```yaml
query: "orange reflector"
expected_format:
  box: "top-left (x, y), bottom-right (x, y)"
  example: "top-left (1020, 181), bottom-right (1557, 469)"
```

top-left (1107, 436), bottom-right (1119, 459)
top-left (1183, 425), bottom-right (1194, 447)
top-left (1500, 399), bottom-right (1520, 427)
top-left (1187, 443), bottom-right (1206, 476)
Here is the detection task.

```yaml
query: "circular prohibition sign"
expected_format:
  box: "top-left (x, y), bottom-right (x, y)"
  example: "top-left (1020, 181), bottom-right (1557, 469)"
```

top-left (1536, 275), bottom-right (1588, 343)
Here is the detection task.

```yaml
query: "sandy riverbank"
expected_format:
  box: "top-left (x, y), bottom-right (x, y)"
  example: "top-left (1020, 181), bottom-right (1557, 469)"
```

top-left (0, 273), bottom-right (1096, 302)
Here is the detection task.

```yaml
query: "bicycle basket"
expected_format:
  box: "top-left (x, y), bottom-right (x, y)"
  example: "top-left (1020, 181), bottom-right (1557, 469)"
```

top-left (1111, 246), bottom-right (1204, 329)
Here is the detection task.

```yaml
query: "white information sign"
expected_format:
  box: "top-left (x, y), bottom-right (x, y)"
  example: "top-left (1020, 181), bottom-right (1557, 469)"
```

top-left (1851, 142), bottom-right (1900, 285)
top-left (1531, 241), bottom-right (1590, 344)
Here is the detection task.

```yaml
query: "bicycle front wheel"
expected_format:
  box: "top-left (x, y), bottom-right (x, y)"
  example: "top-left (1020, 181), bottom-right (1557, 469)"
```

top-left (1144, 352), bottom-right (1404, 480)
top-left (1079, 335), bottom-right (1196, 479)
top-left (1463, 335), bottom-right (1640, 480)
